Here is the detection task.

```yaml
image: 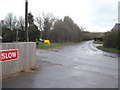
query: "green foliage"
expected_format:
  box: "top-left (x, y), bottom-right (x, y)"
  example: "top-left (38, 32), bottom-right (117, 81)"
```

top-left (83, 31), bottom-right (94, 41)
top-left (28, 13), bottom-right (40, 42)
top-left (2, 13), bottom-right (93, 43)
top-left (2, 13), bottom-right (40, 42)
top-left (18, 29), bottom-right (25, 41)
top-left (42, 14), bottom-right (55, 40)
top-left (28, 13), bottom-right (34, 25)
top-left (118, 30), bottom-right (120, 50)
top-left (49, 16), bottom-right (84, 43)
top-left (28, 24), bottom-right (40, 42)
top-left (103, 30), bottom-right (119, 49)
top-left (2, 27), bottom-right (16, 42)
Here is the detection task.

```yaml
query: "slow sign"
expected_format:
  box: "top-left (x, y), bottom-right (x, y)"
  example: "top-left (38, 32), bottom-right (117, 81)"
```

top-left (0, 49), bottom-right (18, 61)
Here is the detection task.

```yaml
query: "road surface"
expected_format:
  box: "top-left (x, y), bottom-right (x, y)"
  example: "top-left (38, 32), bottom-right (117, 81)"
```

top-left (3, 40), bottom-right (118, 88)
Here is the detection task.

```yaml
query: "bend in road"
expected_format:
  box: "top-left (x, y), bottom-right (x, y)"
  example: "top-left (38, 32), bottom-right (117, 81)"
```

top-left (3, 40), bottom-right (118, 88)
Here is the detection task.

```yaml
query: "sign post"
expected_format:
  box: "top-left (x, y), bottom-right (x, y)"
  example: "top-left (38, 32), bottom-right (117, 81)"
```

top-left (25, 0), bottom-right (29, 42)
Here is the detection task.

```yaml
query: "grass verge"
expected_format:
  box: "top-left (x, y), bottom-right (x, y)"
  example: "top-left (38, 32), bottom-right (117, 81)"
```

top-left (36, 42), bottom-right (76, 49)
top-left (93, 41), bottom-right (103, 44)
top-left (37, 42), bottom-right (62, 49)
top-left (97, 46), bottom-right (120, 54)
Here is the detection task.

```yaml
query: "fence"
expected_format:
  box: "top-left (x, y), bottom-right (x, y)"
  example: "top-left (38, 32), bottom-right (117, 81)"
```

top-left (1, 42), bottom-right (36, 79)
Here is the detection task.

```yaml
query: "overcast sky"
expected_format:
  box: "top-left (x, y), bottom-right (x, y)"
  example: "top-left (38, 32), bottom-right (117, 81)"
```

top-left (0, 0), bottom-right (119, 32)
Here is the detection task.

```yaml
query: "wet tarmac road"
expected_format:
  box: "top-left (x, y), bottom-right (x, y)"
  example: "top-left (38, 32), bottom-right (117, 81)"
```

top-left (3, 40), bottom-right (118, 88)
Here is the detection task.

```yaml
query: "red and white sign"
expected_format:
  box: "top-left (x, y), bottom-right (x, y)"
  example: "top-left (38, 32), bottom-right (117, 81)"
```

top-left (0, 49), bottom-right (18, 61)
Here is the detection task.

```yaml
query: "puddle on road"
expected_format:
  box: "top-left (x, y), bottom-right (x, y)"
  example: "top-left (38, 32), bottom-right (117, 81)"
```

top-left (50, 50), bottom-right (59, 52)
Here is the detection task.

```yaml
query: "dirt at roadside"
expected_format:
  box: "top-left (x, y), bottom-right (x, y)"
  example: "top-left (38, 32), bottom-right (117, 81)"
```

top-left (2, 64), bottom-right (40, 81)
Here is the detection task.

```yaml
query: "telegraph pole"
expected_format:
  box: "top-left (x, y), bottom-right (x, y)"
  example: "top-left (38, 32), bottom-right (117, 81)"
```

top-left (25, 0), bottom-right (29, 42)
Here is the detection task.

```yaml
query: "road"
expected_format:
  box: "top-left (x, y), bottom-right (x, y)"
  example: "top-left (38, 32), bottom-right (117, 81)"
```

top-left (3, 40), bottom-right (118, 88)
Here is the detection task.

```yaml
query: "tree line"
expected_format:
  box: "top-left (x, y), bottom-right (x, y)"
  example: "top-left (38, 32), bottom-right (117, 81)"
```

top-left (1, 13), bottom-right (93, 43)
top-left (103, 29), bottom-right (120, 50)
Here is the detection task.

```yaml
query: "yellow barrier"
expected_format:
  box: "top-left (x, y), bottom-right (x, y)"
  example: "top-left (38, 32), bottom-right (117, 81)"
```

top-left (44, 40), bottom-right (50, 44)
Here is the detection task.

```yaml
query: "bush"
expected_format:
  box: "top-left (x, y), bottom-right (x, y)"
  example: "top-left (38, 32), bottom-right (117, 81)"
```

top-left (103, 30), bottom-right (119, 49)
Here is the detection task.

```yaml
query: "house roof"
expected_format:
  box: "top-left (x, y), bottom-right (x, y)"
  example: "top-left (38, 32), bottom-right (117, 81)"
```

top-left (94, 33), bottom-right (104, 38)
top-left (112, 23), bottom-right (120, 30)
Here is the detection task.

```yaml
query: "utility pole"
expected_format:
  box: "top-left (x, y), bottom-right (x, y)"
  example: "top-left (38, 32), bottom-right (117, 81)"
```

top-left (25, 0), bottom-right (29, 42)
top-left (16, 29), bottom-right (18, 42)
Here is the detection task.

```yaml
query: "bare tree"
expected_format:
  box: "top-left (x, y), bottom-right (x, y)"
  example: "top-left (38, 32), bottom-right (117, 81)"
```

top-left (17, 16), bottom-right (25, 30)
top-left (35, 14), bottom-right (43, 31)
top-left (4, 13), bottom-right (18, 30)
top-left (42, 13), bottom-right (56, 40)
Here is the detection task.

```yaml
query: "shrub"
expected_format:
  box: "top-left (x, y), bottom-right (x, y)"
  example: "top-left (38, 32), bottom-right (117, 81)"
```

top-left (103, 30), bottom-right (119, 49)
